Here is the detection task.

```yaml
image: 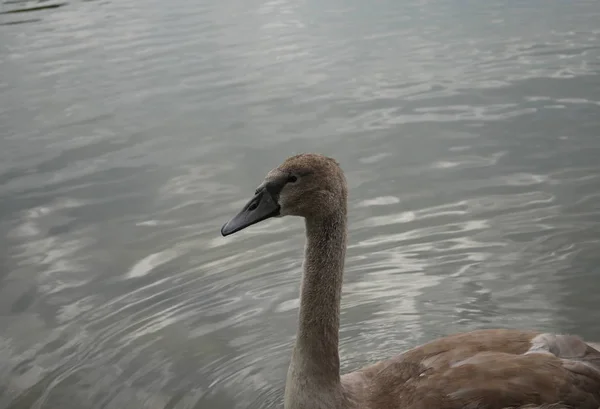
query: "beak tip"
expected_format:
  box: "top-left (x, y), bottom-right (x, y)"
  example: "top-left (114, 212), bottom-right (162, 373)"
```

top-left (220, 224), bottom-right (230, 237)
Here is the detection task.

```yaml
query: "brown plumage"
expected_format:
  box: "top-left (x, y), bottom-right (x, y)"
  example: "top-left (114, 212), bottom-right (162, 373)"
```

top-left (220, 153), bottom-right (600, 409)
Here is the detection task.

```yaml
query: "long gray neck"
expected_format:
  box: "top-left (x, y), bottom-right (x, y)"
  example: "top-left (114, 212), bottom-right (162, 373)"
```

top-left (293, 210), bottom-right (347, 387)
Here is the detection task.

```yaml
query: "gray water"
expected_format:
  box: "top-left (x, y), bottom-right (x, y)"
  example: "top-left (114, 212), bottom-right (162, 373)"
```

top-left (1, 0), bottom-right (600, 407)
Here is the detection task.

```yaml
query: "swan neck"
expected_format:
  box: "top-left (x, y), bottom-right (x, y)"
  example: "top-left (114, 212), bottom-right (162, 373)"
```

top-left (294, 211), bottom-right (347, 385)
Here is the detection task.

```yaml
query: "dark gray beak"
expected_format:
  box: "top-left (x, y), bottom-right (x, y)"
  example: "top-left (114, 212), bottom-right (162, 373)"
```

top-left (221, 189), bottom-right (280, 236)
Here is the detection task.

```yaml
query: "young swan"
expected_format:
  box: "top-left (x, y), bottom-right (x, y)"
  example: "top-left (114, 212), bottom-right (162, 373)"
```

top-left (221, 153), bottom-right (600, 409)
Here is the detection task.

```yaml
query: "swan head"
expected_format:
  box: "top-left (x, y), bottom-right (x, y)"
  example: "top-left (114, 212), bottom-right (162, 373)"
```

top-left (221, 153), bottom-right (347, 236)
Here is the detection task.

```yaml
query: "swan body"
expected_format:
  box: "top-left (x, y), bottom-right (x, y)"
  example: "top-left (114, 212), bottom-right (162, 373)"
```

top-left (220, 153), bottom-right (600, 409)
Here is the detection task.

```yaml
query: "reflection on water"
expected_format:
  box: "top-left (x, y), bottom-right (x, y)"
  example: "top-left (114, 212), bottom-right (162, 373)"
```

top-left (1, 0), bottom-right (600, 407)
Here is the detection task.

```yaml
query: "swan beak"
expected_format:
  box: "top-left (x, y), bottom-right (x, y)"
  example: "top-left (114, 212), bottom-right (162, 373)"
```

top-left (221, 189), bottom-right (280, 236)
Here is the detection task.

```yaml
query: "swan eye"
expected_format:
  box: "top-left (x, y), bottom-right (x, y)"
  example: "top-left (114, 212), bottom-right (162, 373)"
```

top-left (288, 175), bottom-right (298, 183)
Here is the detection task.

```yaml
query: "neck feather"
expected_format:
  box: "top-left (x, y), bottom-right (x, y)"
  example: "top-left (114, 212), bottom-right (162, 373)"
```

top-left (293, 209), bottom-right (347, 386)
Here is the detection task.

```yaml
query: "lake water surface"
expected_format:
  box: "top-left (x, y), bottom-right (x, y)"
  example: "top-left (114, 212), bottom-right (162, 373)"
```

top-left (1, 0), bottom-right (600, 408)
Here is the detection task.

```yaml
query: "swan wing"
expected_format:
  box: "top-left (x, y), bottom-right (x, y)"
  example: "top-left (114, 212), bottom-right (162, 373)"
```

top-left (345, 329), bottom-right (600, 409)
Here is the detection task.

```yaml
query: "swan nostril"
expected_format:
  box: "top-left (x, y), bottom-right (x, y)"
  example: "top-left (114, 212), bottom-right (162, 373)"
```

top-left (248, 202), bottom-right (258, 211)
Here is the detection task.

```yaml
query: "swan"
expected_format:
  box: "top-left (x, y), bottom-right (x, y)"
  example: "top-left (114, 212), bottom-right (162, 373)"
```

top-left (220, 153), bottom-right (600, 409)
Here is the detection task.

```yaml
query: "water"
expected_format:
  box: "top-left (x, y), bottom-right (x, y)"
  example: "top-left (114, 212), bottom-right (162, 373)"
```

top-left (1, 0), bottom-right (600, 407)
